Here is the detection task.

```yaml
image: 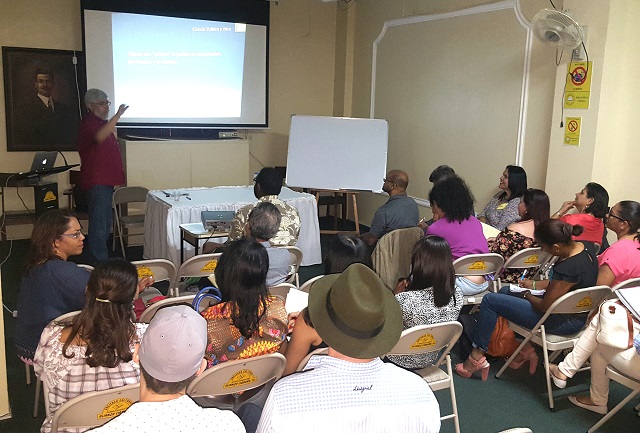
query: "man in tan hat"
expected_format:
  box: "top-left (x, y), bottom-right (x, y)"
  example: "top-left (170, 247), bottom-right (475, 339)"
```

top-left (255, 263), bottom-right (440, 433)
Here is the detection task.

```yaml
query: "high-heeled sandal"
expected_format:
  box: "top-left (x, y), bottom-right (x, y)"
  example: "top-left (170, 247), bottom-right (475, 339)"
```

top-left (507, 344), bottom-right (539, 375)
top-left (455, 355), bottom-right (490, 381)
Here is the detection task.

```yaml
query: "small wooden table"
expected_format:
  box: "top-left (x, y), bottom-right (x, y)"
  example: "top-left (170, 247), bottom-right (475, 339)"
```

top-left (310, 189), bottom-right (360, 235)
top-left (179, 222), bottom-right (228, 263)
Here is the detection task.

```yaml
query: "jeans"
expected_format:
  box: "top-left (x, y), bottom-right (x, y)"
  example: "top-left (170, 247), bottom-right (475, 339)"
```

top-left (87, 184), bottom-right (114, 265)
top-left (472, 288), bottom-right (587, 351)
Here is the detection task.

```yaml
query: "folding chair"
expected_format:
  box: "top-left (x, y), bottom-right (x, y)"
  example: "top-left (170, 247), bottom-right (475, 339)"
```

top-left (132, 259), bottom-right (177, 297)
top-left (174, 253), bottom-right (222, 297)
top-left (268, 282), bottom-right (297, 302)
top-left (77, 264), bottom-right (94, 272)
top-left (453, 253), bottom-right (504, 308)
top-left (50, 383), bottom-right (140, 432)
top-left (385, 321), bottom-right (464, 433)
top-left (498, 429), bottom-right (533, 433)
top-left (280, 246), bottom-right (303, 288)
top-left (299, 275), bottom-right (324, 293)
top-left (372, 227), bottom-right (424, 289)
top-left (112, 186), bottom-right (149, 259)
top-left (186, 353), bottom-right (287, 411)
top-left (495, 286), bottom-right (612, 410)
top-left (586, 365), bottom-right (640, 432)
top-left (495, 247), bottom-right (552, 287)
top-left (611, 277), bottom-right (640, 292)
top-left (137, 294), bottom-right (197, 323)
top-left (296, 347), bottom-right (329, 372)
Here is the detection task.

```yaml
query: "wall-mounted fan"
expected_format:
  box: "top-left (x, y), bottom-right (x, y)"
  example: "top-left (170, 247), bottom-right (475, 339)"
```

top-left (532, 9), bottom-right (584, 50)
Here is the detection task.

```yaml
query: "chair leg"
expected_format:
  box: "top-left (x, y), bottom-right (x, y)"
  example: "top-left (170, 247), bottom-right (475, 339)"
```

top-left (25, 362), bottom-right (31, 385)
top-left (446, 355), bottom-right (461, 433)
top-left (33, 377), bottom-right (42, 417)
top-left (540, 326), bottom-right (555, 411)
top-left (119, 225), bottom-right (127, 259)
top-left (587, 387), bottom-right (640, 433)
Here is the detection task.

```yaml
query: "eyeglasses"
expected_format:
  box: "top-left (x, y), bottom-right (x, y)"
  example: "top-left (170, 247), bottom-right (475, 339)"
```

top-left (608, 212), bottom-right (627, 223)
top-left (60, 229), bottom-right (84, 239)
top-left (96, 101), bottom-right (111, 106)
top-left (383, 178), bottom-right (395, 184)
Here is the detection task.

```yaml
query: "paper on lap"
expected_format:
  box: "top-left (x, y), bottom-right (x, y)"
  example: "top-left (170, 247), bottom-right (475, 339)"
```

top-left (481, 222), bottom-right (501, 239)
top-left (285, 288), bottom-right (309, 315)
top-left (509, 284), bottom-right (546, 297)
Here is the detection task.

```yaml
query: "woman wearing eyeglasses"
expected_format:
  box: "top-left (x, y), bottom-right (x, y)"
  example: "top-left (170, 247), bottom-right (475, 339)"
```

top-left (15, 209), bottom-right (90, 363)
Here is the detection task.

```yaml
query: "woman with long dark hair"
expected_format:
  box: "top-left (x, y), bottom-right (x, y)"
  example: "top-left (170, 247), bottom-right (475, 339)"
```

top-left (387, 236), bottom-right (463, 369)
top-left (201, 238), bottom-right (287, 367)
top-left (34, 259), bottom-right (146, 433)
top-left (552, 182), bottom-right (609, 246)
top-left (478, 165), bottom-right (528, 231)
top-left (489, 188), bottom-right (551, 283)
top-left (15, 209), bottom-right (89, 362)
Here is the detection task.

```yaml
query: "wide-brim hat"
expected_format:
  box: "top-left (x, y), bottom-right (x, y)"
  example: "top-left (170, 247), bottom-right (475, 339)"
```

top-left (308, 263), bottom-right (402, 359)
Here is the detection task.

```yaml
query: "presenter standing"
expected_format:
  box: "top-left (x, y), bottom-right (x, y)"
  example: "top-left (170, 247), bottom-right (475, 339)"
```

top-left (77, 89), bottom-right (128, 264)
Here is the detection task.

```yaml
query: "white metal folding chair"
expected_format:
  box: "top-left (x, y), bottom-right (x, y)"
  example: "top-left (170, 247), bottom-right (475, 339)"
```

top-left (186, 353), bottom-right (287, 411)
top-left (299, 275), bottom-right (324, 293)
top-left (385, 321), bottom-right (464, 433)
top-left (174, 253), bottom-right (222, 297)
top-left (112, 186), bottom-right (149, 259)
top-left (495, 247), bottom-right (552, 287)
top-left (453, 253), bottom-right (504, 307)
top-left (268, 282), bottom-right (297, 301)
top-left (611, 277), bottom-right (640, 292)
top-left (296, 347), bottom-right (329, 372)
top-left (495, 286), bottom-right (612, 410)
top-left (498, 429), bottom-right (533, 433)
top-left (77, 264), bottom-right (94, 272)
top-left (50, 383), bottom-right (140, 432)
top-left (137, 294), bottom-right (197, 323)
top-left (132, 258), bottom-right (177, 298)
top-left (280, 246), bottom-right (303, 288)
top-left (586, 365), bottom-right (640, 432)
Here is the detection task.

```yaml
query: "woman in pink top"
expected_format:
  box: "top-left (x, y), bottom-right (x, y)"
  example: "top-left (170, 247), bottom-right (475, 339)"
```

top-left (596, 200), bottom-right (640, 287)
top-left (552, 182), bottom-right (609, 247)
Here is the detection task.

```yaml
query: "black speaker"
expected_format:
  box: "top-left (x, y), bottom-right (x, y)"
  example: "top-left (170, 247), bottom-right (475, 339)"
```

top-left (34, 183), bottom-right (59, 217)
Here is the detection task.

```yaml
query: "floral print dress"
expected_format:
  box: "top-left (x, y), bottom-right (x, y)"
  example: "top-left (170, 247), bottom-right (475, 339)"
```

top-left (489, 229), bottom-right (538, 283)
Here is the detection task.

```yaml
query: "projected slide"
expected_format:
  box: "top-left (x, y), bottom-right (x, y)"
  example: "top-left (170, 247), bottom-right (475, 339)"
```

top-left (111, 13), bottom-right (246, 119)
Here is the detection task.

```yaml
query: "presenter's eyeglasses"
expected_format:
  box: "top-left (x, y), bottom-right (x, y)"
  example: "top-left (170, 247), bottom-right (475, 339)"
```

top-left (96, 101), bottom-right (111, 106)
top-left (60, 229), bottom-right (84, 239)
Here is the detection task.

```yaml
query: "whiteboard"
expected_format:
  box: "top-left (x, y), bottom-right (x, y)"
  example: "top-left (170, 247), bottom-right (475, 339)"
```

top-left (286, 115), bottom-right (388, 191)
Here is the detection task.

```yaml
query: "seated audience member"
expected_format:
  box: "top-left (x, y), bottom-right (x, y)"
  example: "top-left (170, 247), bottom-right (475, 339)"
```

top-left (34, 259), bottom-right (147, 433)
top-left (552, 182), bottom-right (609, 246)
top-left (201, 238), bottom-right (287, 367)
top-left (387, 236), bottom-right (463, 369)
top-left (426, 176), bottom-right (490, 295)
top-left (422, 165), bottom-right (456, 226)
top-left (361, 170), bottom-right (419, 247)
top-left (15, 210), bottom-right (89, 364)
top-left (282, 234), bottom-right (372, 376)
top-left (456, 220), bottom-right (598, 381)
top-left (246, 202), bottom-right (291, 287)
top-left (549, 301), bottom-right (640, 415)
top-left (228, 167), bottom-right (301, 246)
top-left (478, 165), bottom-right (528, 231)
top-left (595, 200), bottom-right (640, 286)
top-left (489, 189), bottom-right (550, 283)
top-left (90, 306), bottom-right (244, 432)
top-left (256, 264), bottom-right (441, 433)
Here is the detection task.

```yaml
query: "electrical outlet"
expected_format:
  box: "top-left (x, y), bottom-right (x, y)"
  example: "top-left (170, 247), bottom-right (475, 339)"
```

top-left (13, 310), bottom-right (18, 318)
top-left (572, 26), bottom-right (587, 61)
top-left (219, 131), bottom-right (238, 139)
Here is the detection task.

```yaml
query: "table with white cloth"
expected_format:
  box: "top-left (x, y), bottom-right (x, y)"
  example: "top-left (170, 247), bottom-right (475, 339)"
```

top-left (144, 186), bottom-right (322, 267)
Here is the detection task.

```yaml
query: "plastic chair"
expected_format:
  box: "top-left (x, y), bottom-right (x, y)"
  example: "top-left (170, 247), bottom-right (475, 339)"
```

top-left (384, 321), bottom-right (463, 433)
top-left (50, 383), bottom-right (140, 432)
top-left (174, 253), bottom-right (222, 297)
top-left (186, 353), bottom-right (287, 411)
top-left (586, 365), bottom-right (640, 432)
top-left (132, 258), bottom-right (177, 297)
top-left (137, 294), bottom-right (197, 323)
top-left (495, 286), bottom-right (612, 410)
top-left (112, 186), bottom-right (149, 259)
top-left (296, 347), bottom-right (329, 372)
top-left (280, 246), bottom-right (303, 288)
top-left (372, 227), bottom-right (424, 289)
top-left (453, 253), bottom-right (504, 307)
top-left (495, 247), bottom-right (552, 287)
top-left (299, 275), bottom-right (324, 293)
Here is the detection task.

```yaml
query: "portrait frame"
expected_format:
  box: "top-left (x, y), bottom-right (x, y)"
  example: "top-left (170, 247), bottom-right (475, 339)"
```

top-left (2, 46), bottom-right (85, 152)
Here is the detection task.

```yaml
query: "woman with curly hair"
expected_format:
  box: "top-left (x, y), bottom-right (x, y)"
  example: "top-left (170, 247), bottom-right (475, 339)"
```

top-left (201, 238), bottom-right (287, 367)
top-left (425, 176), bottom-right (489, 295)
top-left (34, 259), bottom-right (147, 433)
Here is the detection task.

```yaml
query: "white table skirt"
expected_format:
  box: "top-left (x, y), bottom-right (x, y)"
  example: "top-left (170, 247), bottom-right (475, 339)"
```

top-left (143, 186), bottom-right (322, 267)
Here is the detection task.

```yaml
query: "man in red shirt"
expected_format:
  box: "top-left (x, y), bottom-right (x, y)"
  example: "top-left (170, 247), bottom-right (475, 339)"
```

top-left (77, 89), bottom-right (128, 264)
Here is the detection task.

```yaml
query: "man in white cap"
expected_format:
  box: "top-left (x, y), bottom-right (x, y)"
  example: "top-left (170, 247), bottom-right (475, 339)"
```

top-left (90, 306), bottom-right (244, 432)
top-left (255, 263), bottom-right (441, 433)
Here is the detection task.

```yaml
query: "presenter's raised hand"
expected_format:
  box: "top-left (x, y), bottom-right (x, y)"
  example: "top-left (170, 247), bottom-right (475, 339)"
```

top-left (116, 104), bottom-right (129, 117)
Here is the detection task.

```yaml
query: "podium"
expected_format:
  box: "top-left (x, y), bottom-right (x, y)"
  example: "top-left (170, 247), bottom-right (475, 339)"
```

top-left (0, 164), bottom-right (79, 240)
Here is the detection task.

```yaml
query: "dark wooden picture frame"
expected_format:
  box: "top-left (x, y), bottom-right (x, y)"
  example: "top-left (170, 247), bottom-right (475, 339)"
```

top-left (2, 46), bottom-right (85, 152)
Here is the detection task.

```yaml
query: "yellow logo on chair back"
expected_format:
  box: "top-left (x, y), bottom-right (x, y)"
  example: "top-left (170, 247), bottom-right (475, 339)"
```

top-left (223, 369), bottom-right (257, 389)
top-left (137, 266), bottom-right (154, 279)
top-left (575, 296), bottom-right (593, 309)
top-left (468, 261), bottom-right (487, 271)
top-left (201, 260), bottom-right (218, 273)
top-left (410, 333), bottom-right (436, 349)
top-left (97, 397), bottom-right (133, 419)
top-left (43, 191), bottom-right (56, 202)
top-left (524, 255), bottom-right (539, 265)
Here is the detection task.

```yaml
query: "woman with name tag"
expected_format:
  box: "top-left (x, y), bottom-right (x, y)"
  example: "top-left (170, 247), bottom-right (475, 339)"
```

top-left (478, 165), bottom-right (528, 231)
top-left (455, 219), bottom-right (598, 381)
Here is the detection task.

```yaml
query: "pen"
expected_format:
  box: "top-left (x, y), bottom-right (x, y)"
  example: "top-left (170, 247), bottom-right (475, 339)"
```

top-left (520, 269), bottom-right (528, 280)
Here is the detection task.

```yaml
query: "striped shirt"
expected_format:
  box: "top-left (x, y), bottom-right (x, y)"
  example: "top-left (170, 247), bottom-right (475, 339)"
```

top-left (256, 356), bottom-right (440, 433)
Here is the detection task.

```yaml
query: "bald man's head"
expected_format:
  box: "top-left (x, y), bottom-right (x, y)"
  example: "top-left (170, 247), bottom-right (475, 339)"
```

top-left (383, 170), bottom-right (409, 196)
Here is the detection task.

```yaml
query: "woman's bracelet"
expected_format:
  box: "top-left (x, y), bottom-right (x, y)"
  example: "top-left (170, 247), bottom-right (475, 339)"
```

top-left (532, 280), bottom-right (536, 290)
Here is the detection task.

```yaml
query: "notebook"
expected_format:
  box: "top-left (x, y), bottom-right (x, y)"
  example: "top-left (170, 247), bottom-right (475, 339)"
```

top-left (616, 286), bottom-right (640, 321)
top-left (30, 151), bottom-right (58, 173)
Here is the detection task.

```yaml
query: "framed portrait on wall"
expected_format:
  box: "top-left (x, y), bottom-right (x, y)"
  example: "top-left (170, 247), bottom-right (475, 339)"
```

top-left (2, 46), bottom-right (85, 152)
